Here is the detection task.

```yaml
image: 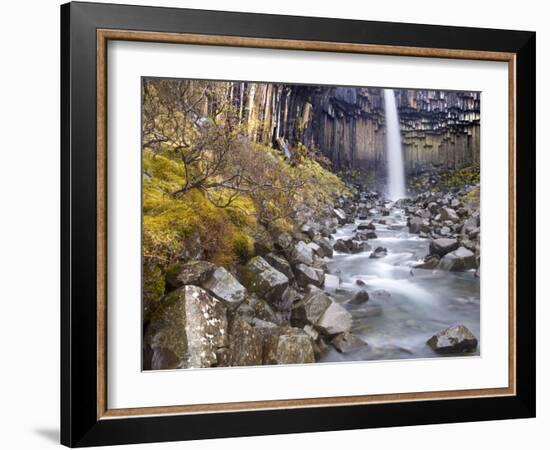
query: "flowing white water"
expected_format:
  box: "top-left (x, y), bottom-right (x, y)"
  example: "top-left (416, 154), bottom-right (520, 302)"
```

top-left (384, 89), bottom-right (406, 200)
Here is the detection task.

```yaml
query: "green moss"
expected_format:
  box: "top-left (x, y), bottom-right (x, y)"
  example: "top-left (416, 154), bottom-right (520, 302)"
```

top-left (143, 264), bottom-right (165, 320)
top-left (232, 231), bottom-right (255, 263)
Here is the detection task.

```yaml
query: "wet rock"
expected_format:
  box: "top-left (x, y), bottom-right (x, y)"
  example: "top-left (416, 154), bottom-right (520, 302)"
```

top-left (350, 240), bottom-right (371, 253)
top-left (332, 332), bottom-right (368, 353)
top-left (202, 267), bottom-right (247, 308)
top-left (287, 241), bottom-right (314, 266)
top-left (333, 239), bottom-right (351, 253)
top-left (349, 290), bottom-right (369, 304)
top-left (301, 223), bottom-right (318, 240)
top-left (438, 247), bottom-right (476, 271)
top-left (429, 238), bottom-right (459, 257)
top-left (369, 246), bottom-right (388, 259)
top-left (145, 286), bottom-right (228, 370)
top-left (415, 254), bottom-right (440, 269)
top-left (264, 253), bottom-right (294, 281)
top-left (357, 221), bottom-right (376, 231)
top-left (427, 325), bottom-right (478, 354)
top-left (165, 260), bottom-right (216, 291)
top-left (294, 263), bottom-right (325, 288)
top-left (371, 289), bottom-right (391, 301)
top-left (240, 256), bottom-right (289, 308)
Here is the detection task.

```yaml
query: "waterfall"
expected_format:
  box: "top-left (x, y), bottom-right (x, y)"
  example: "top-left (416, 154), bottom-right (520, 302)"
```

top-left (383, 89), bottom-right (406, 200)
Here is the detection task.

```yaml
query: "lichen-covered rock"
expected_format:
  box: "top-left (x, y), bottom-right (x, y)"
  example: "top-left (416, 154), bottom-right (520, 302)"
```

top-left (333, 208), bottom-right (347, 224)
top-left (287, 241), bottom-right (314, 266)
top-left (145, 285), bottom-right (228, 370)
top-left (294, 263), bottom-right (325, 288)
top-left (264, 253), bottom-right (294, 281)
top-left (202, 267), bottom-right (247, 308)
top-left (274, 231), bottom-right (293, 250)
top-left (226, 315), bottom-right (263, 366)
top-left (165, 260), bottom-right (216, 291)
top-left (437, 247), bottom-right (476, 271)
top-left (240, 256), bottom-right (289, 308)
top-left (426, 325), bottom-right (478, 354)
top-left (429, 238), bottom-right (459, 257)
top-left (332, 332), bottom-right (368, 353)
top-left (262, 327), bottom-right (315, 365)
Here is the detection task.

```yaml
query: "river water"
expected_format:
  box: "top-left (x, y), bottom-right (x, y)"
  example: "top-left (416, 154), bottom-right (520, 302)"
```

top-left (320, 206), bottom-right (480, 362)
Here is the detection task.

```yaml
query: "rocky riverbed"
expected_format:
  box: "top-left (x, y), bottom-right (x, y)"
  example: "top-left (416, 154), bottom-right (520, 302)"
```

top-left (143, 185), bottom-right (481, 370)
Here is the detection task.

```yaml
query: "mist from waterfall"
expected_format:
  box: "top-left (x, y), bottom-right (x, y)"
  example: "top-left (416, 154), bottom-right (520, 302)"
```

top-left (383, 89), bottom-right (406, 200)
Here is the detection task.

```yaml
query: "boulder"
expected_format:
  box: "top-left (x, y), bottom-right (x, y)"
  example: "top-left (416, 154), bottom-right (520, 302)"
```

top-left (333, 208), bottom-right (347, 223)
top-left (262, 327), bottom-right (315, 365)
top-left (316, 302), bottom-right (353, 335)
top-left (415, 255), bottom-right (440, 270)
top-left (349, 290), bottom-right (369, 304)
top-left (332, 332), bottom-right (368, 353)
top-left (426, 325), bottom-right (478, 354)
top-left (429, 238), bottom-right (459, 257)
top-left (264, 253), bottom-right (294, 280)
top-left (226, 315), bottom-right (264, 366)
top-left (294, 263), bottom-right (325, 288)
top-left (287, 241), bottom-right (314, 266)
top-left (438, 247), bottom-right (476, 271)
top-left (350, 240), bottom-right (371, 253)
top-left (408, 217), bottom-right (430, 234)
top-left (145, 286), bottom-right (228, 370)
top-left (202, 267), bottom-right (247, 308)
top-left (439, 207), bottom-right (459, 223)
top-left (165, 260), bottom-right (216, 291)
top-left (240, 256), bottom-right (289, 308)
top-left (324, 273), bottom-right (340, 291)
top-left (314, 237), bottom-right (334, 258)
top-left (333, 239), bottom-right (351, 253)
top-left (292, 289), bottom-right (332, 326)
top-left (370, 246), bottom-right (388, 259)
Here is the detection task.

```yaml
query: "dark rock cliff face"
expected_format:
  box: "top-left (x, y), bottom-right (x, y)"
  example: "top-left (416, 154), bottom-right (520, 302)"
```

top-left (275, 86), bottom-right (480, 176)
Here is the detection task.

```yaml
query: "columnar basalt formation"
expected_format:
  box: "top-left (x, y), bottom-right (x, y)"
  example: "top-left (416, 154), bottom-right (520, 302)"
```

top-left (240, 83), bottom-right (480, 176)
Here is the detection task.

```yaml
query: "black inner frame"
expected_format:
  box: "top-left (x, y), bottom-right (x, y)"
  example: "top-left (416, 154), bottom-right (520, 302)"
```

top-left (61, 2), bottom-right (536, 447)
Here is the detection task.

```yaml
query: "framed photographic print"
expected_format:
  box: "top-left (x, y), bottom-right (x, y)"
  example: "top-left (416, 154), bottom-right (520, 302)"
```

top-left (60, 1), bottom-right (536, 447)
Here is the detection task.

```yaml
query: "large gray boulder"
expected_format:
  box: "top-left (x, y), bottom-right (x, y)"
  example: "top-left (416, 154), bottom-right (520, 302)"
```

top-left (165, 260), bottom-right (216, 291)
top-left (439, 207), bottom-right (459, 223)
top-left (292, 288), bottom-right (332, 326)
top-left (294, 263), bottom-right (325, 288)
top-left (314, 237), bottom-right (334, 258)
top-left (287, 241), bottom-right (314, 266)
top-left (225, 315), bottom-right (264, 366)
top-left (202, 267), bottom-right (247, 308)
top-left (333, 239), bottom-right (351, 253)
top-left (262, 327), bottom-right (315, 365)
top-left (264, 253), bottom-right (294, 280)
top-left (145, 286), bottom-right (228, 370)
top-left (429, 238), bottom-right (459, 257)
top-left (427, 325), bottom-right (478, 354)
top-left (316, 302), bottom-right (353, 335)
top-left (240, 256), bottom-right (289, 308)
top-left (408, 217), bottom-right (430, 234)
top-left (437, 247), bottom-right (477, 271)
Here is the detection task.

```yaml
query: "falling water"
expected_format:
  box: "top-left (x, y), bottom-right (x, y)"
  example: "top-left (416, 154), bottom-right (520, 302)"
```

top-left (383, 89), bottom-right (406, 200)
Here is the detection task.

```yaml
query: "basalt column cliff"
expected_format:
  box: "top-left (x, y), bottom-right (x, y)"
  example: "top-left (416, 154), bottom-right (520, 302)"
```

top-left (243, 85), bottom-right (480, 176)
